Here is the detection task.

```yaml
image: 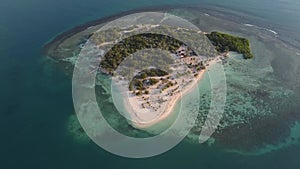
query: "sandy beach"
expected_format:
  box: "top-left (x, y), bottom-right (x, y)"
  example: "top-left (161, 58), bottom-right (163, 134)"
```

top-left (113, 57), bottom-right (220, 129)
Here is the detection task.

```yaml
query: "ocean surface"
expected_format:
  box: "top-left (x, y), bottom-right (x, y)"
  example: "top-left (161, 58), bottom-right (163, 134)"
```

top-left (1, 0), bottom-right (300, 169)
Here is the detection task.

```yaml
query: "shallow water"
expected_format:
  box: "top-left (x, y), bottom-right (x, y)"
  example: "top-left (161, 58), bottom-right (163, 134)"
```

top-left (1, 0), bottom-right (300, 169)
top-left (81, 7), bottom-right (300, 154)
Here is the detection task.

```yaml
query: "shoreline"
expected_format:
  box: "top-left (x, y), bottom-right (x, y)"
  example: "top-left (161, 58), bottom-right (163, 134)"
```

top-left (42, 5), bottom-right (300, 154)
top-left (132, 70), bottom-right (206, 129)
top-left (42, 5), bottom-right (177, 56)
top-left (43, 4), bottom-right (300, 57)
top-left (41, 4), bottom-right (209, 55)
top-left (118, 57), bottom-right (220, 129)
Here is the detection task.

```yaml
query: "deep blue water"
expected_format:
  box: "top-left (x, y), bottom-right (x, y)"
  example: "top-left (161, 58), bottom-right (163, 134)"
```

top-left (1, 0), bottom-right (300, 169)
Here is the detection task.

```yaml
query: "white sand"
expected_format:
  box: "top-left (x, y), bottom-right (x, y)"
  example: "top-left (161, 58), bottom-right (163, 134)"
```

top-left (114, 56), bottom-right (221, 129)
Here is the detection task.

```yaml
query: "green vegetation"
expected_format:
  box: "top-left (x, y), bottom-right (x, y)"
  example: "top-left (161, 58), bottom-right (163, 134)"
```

top-left (206, 32), bottom-right (254, 59)
top-left (143, 78), bottom-right (159, 86)
top-left (135, 69), bottom-right (169, 79)
top-left (162, 81), bottom-right (175, 91)
top-left (129, 69), bottom-right (169, 92)
top-left (132, 80), bottom-right (145, 91)
top-left (100, 33), bottom-right (184, 73)
top-left (135, 91), bottom-right (143, 96)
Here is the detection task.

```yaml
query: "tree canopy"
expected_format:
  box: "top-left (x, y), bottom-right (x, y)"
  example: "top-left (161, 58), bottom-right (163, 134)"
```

top-left (206, 32), bottom-right (254, 59)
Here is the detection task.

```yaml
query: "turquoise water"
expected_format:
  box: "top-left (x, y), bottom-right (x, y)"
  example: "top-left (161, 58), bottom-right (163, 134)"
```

top-left (1, 0), bottom-right (300, 168)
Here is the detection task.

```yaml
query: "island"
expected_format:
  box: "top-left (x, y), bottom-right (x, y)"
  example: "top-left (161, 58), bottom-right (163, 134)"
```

top-left (43, 7), bottom-right (300, 156)
top-left (90, 25), bottom-right (254, 128)
top-left (44, 23), bottom-right (253, 128)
